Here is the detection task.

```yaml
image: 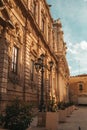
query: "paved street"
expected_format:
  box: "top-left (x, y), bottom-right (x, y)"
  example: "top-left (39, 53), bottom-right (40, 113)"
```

top-left (59, 106), bottom-right (87, 130)
top-left (0, 107), bottom-right (87, 130)
top-left (29, 106), bottom-right (87, 130)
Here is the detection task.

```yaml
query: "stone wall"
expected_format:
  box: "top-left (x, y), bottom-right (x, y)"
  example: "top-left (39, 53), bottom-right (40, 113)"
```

top-left (0, 0), bottom-right (69, 110)
top-left (69, 74), bottom-right (87, 104)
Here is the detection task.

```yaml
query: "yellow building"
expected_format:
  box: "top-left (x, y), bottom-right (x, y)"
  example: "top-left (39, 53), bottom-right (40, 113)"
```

top-left (69, 74), bottom-right (87, 105)
top-left (0, 0), bottom-right (69, 111)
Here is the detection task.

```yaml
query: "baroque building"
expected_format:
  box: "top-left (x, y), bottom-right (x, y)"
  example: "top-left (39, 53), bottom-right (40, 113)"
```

top-left (53, 20), bottom-right (69, 102)
top-left (0, 0), bottom-right (69, 111)
top-left (69, 74), bottom-right (87, 105)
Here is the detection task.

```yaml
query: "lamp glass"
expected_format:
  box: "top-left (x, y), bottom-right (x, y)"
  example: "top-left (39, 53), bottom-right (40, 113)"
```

top-left (40, 53), bottom-right (45, 60)
top-left (35, 62), bottom-right (40, 72)
top-left (49, 60), bottom-right (54, 68)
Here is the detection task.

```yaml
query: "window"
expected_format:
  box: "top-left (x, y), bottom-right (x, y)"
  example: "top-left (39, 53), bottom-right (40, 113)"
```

top-left (12, 46), bottom-right (18, 74)
top-left (79, 84), bottom-right (83, 91)
top-left (31, 60), bottom-right (34, 81)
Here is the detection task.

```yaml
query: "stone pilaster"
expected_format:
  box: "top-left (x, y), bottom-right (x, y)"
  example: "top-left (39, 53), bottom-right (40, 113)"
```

top-left (0, 37), bottom-right (9, 111)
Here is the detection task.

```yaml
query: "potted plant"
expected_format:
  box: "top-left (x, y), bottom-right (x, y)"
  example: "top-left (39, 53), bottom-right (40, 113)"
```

top-left (0, 98), bottom-right (33, 130)
top-left (47, 97), bottom-right (58, 112)
top-left (58, 102), bottom-right (66, 123)
top-left (46, 97), bottom-right (59, 130)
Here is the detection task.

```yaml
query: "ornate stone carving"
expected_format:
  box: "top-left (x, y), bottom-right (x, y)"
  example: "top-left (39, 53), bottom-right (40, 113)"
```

top-left (7, 0), bottom-right (14, 8)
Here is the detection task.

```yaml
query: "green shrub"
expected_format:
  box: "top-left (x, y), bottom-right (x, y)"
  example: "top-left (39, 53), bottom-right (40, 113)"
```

top-left (0, 98), bottom-right (33, 130)
top-left (47, 97), bottom-right (58, 112)
top-left (57, 101), bottom-right (74, 110)
top-left (57, 102), bottom-right (66, 110)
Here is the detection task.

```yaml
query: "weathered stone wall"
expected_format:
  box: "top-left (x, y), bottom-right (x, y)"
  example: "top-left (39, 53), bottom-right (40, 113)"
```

top-left (0, 0), bottom-right (69, 110)
top-left (0, 37), bottom-right (9, 111)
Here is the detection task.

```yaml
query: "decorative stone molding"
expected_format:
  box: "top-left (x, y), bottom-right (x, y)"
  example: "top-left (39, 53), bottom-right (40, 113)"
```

top-left (7, 0), bottom-right (14, 8)
top-left (8, 71), bottom-right (20, 85)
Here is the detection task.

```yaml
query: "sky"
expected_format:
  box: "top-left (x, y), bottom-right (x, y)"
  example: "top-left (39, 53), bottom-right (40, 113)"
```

top-left (47, 0), bottom-right (87, 76)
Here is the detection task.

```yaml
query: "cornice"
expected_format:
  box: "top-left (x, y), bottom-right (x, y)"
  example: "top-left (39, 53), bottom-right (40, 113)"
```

top-left (70, 74), bottom-right (87, 78)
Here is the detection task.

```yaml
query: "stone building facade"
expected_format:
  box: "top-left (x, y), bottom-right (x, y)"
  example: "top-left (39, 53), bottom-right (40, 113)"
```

top-left (0, 0), bottom-right (69, 111)
top-left (53, 20), bottom-right (69, 102)
top-left (69, 74), bottom-right (87, 105)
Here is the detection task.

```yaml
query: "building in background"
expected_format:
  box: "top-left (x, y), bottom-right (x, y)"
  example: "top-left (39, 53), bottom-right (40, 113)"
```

top-left (0, 0), bottom-right (69, 111)
top-left (69, 74), bottom-right (87, 105)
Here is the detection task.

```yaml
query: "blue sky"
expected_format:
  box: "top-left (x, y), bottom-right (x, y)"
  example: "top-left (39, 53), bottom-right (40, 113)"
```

top-left (47, 0), bottom-right (87, 76)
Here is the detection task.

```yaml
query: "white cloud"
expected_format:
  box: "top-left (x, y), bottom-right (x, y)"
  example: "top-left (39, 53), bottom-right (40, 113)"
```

top-left (67, 48), bottom-right (77, 54)
top-left (67, 40), bottom-right (87, 76)
top-left (67, 41), bottom-right (87, 54)
top-left (80, 41), bottom-right (87, 50)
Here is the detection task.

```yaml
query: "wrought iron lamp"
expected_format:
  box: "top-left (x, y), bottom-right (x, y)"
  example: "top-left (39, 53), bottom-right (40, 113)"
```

top-left (35, 53), bottom-right (53, 112)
